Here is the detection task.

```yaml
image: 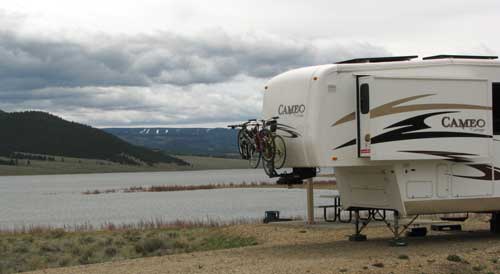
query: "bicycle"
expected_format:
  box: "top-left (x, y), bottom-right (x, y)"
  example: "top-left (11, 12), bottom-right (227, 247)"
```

top-left (260, 117), bottom-right (286, 177)
top-left (228, 119), bottom-right (255, 160)
top-left (228, 117), bottom-right (287, 175)
top-left (265, 117), bottom-right (286, 170)
top-left (228, 119), bottom-right (274, 168)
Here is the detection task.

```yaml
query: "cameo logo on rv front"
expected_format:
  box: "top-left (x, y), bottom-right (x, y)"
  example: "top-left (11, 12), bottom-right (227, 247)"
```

top-left (278, 104), bottom-right (306, 116)
top-left (441, 116), bottom-right (486, 130)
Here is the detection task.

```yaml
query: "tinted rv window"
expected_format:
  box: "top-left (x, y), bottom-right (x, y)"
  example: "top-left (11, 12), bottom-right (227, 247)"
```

top-left (494, 83), bottom-right (500, 135)
top-left (360, 84), bottom-right (370, 114)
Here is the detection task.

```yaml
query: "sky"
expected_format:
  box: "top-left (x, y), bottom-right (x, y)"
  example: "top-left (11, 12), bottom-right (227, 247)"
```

top-left (0, 0), bottom-right (499, 127)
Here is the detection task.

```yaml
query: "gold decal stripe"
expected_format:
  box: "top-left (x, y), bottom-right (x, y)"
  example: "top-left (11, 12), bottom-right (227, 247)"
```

top-left (371, 103), bottom-right (491, 118)
top-left (331, 94), bottom-right (491, 127)
top-left (331, 112), bottom-right (355, 126)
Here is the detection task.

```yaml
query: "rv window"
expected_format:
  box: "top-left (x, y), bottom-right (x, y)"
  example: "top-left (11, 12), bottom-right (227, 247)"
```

top-left (360, 84), bottom-right (370, 114)
top-left (493, 83), bottom-right (500, 135)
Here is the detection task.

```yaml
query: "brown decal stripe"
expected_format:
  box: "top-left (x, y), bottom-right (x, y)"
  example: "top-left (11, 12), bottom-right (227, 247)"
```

top-left (370, 94), bottom-right (491, 119)
top-left (331, 94), bottom-right (491, 127)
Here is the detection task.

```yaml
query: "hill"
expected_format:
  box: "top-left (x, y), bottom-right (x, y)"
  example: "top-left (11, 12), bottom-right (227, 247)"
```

top-left (104, 127), bottom-right (239, 157)
top-left (0, 111), bottom-right (188, 166)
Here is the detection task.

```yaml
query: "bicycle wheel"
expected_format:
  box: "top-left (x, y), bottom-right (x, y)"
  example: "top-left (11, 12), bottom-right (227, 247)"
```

top-left (260, 129), bottom-right (275, 162)
top-left (248, 144), bottom-right (261, 169)
top-left (273, 135), bottom-right (286, 169)
top-left (263, 158), bottom-right (276, 177)
top-left (237, 130), bottom-right (249, 159)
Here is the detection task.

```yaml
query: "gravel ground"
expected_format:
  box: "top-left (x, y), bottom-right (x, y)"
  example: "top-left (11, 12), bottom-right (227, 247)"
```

top-left (27, 218), bottom-right (500, 274)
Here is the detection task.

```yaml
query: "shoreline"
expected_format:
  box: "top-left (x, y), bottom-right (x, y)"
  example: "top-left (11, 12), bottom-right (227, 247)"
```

top-left (0, 155), bottom-right (251, 176)
top-left (81, 180), bottom-right (337, 195)
top-left (0, 168), bottom-right (257, 178)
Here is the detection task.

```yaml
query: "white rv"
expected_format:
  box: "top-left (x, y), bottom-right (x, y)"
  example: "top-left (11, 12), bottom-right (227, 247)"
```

top-left (262, 55), bottom-right (500, 231)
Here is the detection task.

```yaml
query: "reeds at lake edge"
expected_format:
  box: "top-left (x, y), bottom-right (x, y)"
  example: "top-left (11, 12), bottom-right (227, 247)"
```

top-left (82, 180), bottom-right (337, 195)
top-left (0, 217), bottom-right (270, 235)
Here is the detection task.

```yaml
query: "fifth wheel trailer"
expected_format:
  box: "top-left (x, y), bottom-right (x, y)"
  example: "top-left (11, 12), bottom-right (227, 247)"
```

top-left (262, 55), bottom-right (500, 225)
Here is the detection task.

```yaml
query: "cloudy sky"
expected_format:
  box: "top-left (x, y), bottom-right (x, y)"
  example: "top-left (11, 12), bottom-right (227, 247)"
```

top-left (0, 0), bottom-right (499, 127)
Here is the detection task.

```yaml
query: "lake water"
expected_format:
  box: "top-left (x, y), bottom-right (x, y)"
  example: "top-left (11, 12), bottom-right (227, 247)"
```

top-left (0, 169), bottom-right (336, 229)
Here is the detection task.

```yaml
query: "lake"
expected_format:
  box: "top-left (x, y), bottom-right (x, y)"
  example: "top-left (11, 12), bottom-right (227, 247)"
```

top-left (0, 169), bottom-right (336, 229)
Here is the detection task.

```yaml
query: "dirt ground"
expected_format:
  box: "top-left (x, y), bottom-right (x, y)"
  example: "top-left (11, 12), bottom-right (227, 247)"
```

top-left (27, 218), bottom-right (500, 274)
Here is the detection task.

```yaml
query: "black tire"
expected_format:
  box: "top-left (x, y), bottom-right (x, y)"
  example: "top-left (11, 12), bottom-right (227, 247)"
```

top-left (259, 129), bottom-right (275, 162)
top-left (248, 145), bottom-right (261, 169)
top-left (263, 158), bottom-right (276, 177)
top-left (273, 135), bottom-right (286, 169)
top-left (237, 130), bottom-right (250, 159)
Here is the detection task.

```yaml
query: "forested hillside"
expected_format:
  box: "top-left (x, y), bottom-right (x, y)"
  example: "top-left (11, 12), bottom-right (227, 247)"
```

top-left (0, 110), bottom-right (188, 166)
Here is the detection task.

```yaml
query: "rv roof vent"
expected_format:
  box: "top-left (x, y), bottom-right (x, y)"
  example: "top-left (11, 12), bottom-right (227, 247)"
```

top-left (423, 54), bottom-right (498, 60)
top-left (335, 55), bottom-right (418, 64)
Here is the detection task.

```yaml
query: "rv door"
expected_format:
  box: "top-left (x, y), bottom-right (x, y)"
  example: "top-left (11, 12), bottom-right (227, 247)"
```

top-left (357, 76), bottom-right (372, 158)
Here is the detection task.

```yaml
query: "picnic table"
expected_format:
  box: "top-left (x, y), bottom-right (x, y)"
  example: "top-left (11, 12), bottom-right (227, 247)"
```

top-left (316, 194), bottom-right (387, 223)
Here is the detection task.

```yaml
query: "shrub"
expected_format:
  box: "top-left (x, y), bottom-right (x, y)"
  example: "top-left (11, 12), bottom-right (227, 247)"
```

top-left (71, 246), bottom-right (82, 256)
top-left (134, 243), bottom-right (144, 254)
top-left (25, 256), bottom-right (47, 270)
top-left (398, 254), bottom-right (409, 260)
top-left (167, 232), bottom-right (178, 239)
top-left (372, 262), bottom-right (384, 268)
top-left (124, 231), bottom-right (141, 242)
top-left (105, 247), bottom-right (118, 257)
top-left (173, 240), bottom-right (187, 249)
top-left (78, 249), bottom-right (94, 265)
top-left (78, 236), bottom-right (96, 244)
top-left (49, 229), bottom-right (66, 238)
top-left (447, 254), bottom-right (463, 263)
top-left (142, 238), bottom-right (166, 253)
top-left (58, 256), bottom-right (72, 267)
top-left (201, 235), bottom-right (257, 250)
top-left (40, 243), bottom-right (61, 252)
top-left (13, 245), bottom-right (30, 253)
top-left (472, 265), bottom-right (486, 271)
top-left (78, 255), bottom-right (90, 265)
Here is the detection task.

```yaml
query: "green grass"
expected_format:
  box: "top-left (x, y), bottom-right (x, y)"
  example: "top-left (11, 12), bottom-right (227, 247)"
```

top-left (0, 227), bottom-right (257, 273)
top-left (0, 155), bottom-right (184, 176)
top-left (0, 155), bottom-right (250, 176)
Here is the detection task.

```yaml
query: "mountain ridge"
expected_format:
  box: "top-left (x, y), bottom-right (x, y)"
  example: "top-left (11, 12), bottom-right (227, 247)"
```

top-left (104, 127), bottom-right (239, 157)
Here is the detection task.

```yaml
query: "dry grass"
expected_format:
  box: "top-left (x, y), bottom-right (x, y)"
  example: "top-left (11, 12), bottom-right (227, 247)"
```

top-left (25, 219), bottom-right (500, 274)
top-left (0, 219), bottom-right (259, 274)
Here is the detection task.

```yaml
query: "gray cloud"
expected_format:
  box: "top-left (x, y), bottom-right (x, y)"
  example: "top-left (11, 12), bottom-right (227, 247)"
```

top-left (0, 27), bottom-right (389, 91)
top-left (0, 12), bottom-right (390, 126)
